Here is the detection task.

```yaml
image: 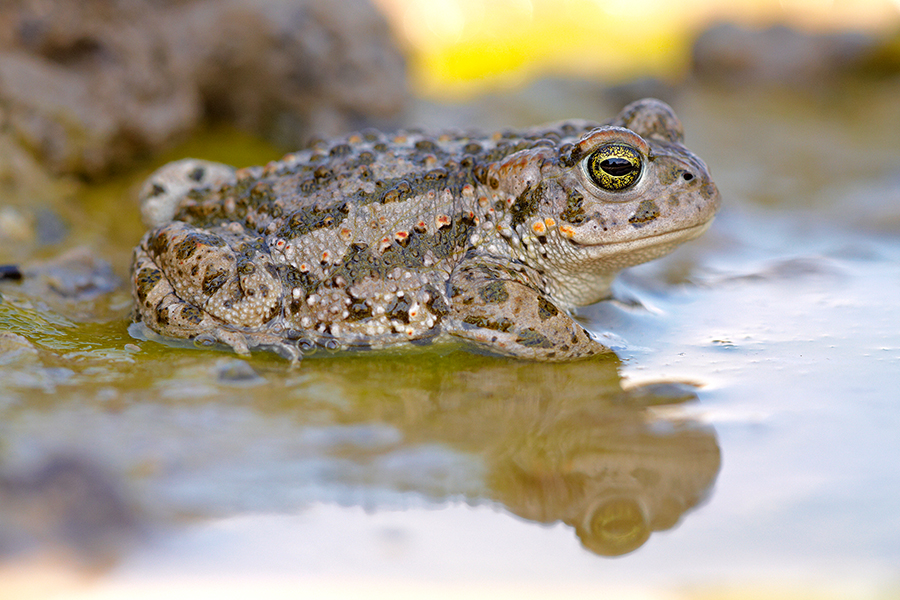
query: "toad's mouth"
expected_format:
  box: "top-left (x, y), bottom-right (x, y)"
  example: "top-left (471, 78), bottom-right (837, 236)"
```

top-left (568, 219), bottom-right (714, 252)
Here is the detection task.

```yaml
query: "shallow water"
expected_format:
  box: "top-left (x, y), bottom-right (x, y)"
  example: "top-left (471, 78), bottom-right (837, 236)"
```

top-left (1, 83), bottom-right (899, 598)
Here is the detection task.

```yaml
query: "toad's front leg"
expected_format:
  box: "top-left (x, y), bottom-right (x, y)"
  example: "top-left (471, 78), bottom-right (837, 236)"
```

top-left (444, 258), bottom-right (608, 361)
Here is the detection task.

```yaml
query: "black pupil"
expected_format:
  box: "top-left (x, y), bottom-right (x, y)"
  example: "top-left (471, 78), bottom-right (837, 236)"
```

top-left (600, 157), bottom-right (636, 177)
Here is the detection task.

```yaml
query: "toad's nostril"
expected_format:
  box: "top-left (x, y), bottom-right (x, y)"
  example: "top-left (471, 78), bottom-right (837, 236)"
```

top-left (682, 172), bottom-right (694, 182)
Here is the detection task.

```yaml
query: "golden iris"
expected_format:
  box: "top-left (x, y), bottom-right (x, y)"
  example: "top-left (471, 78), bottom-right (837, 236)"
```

top-left (586, 143), bottom-right (642, 191)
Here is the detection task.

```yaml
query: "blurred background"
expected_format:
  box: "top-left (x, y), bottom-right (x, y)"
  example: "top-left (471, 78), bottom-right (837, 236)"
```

top-left (375, 0), bottom-right (900, 97)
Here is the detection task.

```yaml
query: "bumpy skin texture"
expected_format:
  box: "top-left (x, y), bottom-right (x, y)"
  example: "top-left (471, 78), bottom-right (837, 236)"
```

top-left (131, 99), bottom-right (720, 361)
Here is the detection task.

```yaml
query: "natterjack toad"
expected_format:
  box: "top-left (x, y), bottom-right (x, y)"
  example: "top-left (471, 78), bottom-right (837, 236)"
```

top-left (131, 98), bottom-right (720, 362)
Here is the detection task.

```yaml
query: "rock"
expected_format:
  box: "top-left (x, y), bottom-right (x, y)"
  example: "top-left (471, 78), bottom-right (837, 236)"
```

top-left (213, 358), bottom-right (264, 385)
top-left (1, 246), bottom-right (122, 321)
top-left (20, 246), bottom-right (120, 303)
top-left (0, 0), bottom-right (200, 177)
top-left (167, 0), bottom-right (409, 149)
top-left (0, 0), bottom-right (408, 179)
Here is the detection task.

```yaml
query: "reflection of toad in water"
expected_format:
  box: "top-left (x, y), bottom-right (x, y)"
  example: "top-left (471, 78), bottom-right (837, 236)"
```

top-left (0, 352), bottom-right (719, 570)
top-left (485, 383), bottom-right (720, 557)
top-left (328, 351), bottom-right (721, 557)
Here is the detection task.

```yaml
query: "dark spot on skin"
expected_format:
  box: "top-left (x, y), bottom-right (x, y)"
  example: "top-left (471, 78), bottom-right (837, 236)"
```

top-left (298, 178), bottom-right (316, 194)
top-left (381, 179), bottom-right (412, 204)
top-left (238, 238), bottom-right (267, 256)
top-left (249, 182), bottom-right (274, 204)
top-left (147, 232), bottom-right (170, 257)
top-left (236, 257), bottom-right (256, 276)
top-left (155, 304), bottom-right (169, 327)
top-left (134, 268), bottom-right (162, 303)
top-left (425, 168), bottom-right (448, 181)
top-left (479, 280), bottom-right (509, 303)
top-left (281, 265), bottom-right (320, 297)
top-left (414, 139), bottom-right (438, 153)
top-left (181, 305), bottom-right (203, 324)
top-left (629, 199), bottom-right (661, 227)
top-left (188, 166), bottom-right (206, 182)
top-left (202, 269), bottom-right (229, 296)
top-left (510, 182), bottom-right (544, 228)
top-left (463, 142), bottom-right (482, 154)
top-left (347, 300), bottom-right (372, 321)
top-left (473, 164), bottom-right (489, 185)
top-left (356, 167), bottom-right (373, 182)
top-left (330, 243), bottom-right (380, 287)
top-left (149, 183), bottom-right (166, 197)
top-left (330, 143), bottom-right (352, 157)
top-left (422, 284), bottom-right (450, 316)
top-left (557, 143), bottom-right (581, 168)
top-left (537, 297), bottom-right (559, 320)
top-left (386, 295), bottom-right (412, 323)
top-left (463, 315), bottom-right (514, 332)
top-left (174, 232), bottom-right (226, 260)
top-left (278, 204), bottom-right (349, 238)
top-left (560, 189), bottom-right (588, 225)
top-left (516, 328), bottom-right (553, 348)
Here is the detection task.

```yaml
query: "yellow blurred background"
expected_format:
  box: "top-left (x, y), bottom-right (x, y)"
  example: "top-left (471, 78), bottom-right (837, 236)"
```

top-left (373, 0), bottom-right (900, 97)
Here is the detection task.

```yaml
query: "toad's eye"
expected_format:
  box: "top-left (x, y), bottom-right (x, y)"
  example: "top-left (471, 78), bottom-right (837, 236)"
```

top-left (586, 143), bottom-right (642, 191)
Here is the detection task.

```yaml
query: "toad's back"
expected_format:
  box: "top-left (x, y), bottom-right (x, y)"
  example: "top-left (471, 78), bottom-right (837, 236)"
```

top-left (132, 98), bottom-right (720, 361)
